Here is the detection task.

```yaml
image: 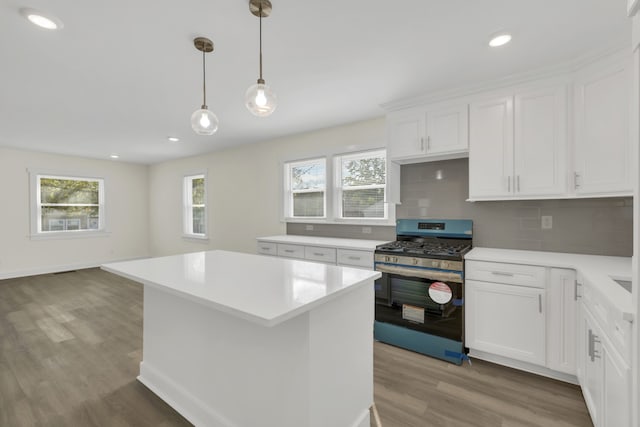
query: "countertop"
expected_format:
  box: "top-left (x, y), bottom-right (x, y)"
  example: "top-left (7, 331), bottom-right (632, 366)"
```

top-left (257, 235), bottom-right (390, 251)
top-left (466, 247), bottom-right (633, 317)
top-left (102, 250), bottom-right (381, 327)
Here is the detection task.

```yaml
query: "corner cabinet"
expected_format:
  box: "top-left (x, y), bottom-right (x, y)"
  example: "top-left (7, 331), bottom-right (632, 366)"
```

top-left (576, 275), bottom-right (631, 427)
top-left (573, 55), bottom-right (632, 196)
top-left (386, 102), bottom-right (468, 164)
top-left (468, 84), bottom-right (568, 200)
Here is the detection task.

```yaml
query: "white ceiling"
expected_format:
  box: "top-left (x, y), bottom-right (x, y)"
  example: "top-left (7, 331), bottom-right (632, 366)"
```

top-left (0, 0), bottom-right (631, 164)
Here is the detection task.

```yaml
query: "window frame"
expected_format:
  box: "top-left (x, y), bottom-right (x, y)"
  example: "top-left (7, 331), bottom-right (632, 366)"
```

top-left (29, 170), bottom-right (108, 240)
top-left (183, 172), bottom-right (209, 240)
top-left (283, 157), bottom-right (327, 221)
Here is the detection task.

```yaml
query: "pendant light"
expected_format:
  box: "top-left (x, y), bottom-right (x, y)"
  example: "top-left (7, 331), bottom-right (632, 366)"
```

top-left (245, 0), bottom-right (277, 117)
top-left (191, 37), bottom-right (219, 135)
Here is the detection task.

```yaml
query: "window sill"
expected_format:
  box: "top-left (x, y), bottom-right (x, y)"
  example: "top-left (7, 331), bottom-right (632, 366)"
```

top-left (30, 230), bottom-right (111, 240)
top-left (182, 234), bottom-right (210, 242)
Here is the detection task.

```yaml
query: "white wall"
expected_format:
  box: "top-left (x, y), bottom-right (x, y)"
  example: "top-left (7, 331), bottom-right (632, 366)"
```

top-left (0, 147), bottom-right (150, 278)
top-left (148, 117), bottom-right (386, 256)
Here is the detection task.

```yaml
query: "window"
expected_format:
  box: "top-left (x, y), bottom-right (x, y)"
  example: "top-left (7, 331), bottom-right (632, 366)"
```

top-left (284, 158), bottom-right (326, 219)
top-left (183, 174), bottom-right (207, 237)
top-left (35, 174), bottom-right (105, 234)
top-left (283, 149), bottom-right (393, 224)
top-left (335, 150), bottom-right (387, 219)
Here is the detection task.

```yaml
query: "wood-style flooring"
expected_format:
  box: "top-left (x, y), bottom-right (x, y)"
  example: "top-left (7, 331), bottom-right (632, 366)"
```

top-left (0, 268), bottom-right (592, 427)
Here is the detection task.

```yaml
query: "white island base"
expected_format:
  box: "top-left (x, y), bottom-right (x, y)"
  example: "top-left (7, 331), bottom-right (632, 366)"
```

top-left (140, 283), bottom-right (372, 427)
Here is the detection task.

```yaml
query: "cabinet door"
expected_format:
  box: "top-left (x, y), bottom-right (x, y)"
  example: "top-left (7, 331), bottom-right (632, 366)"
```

top-left (386, 108), bottom-right (426, 160)
top-left (574, 58), bottom-right (631, 195)
top-left (582, 307), bottom-right (603, 426)
top-left (425, 104), bottom-right (468, 155)
top-left (546, 268), bottom-right (576, 375)
top-left (468, 96), bottom-right (514, 199)
top-left (603, 342), bottom-right (631, 427)
top-left (466, 280), bottom-right (545, 365)
top-left (514, 86), bottom-right (567, 197)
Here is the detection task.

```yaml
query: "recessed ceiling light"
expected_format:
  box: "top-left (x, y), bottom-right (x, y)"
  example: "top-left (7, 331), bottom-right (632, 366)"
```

top-left (19, 8), bottom-right (64, 30)
top-left (109, 154), bottom-right (120, 159)
top-left (167, 137), bottom-right (180, 143)
top-left (489, 33), bottom-right (512, 47)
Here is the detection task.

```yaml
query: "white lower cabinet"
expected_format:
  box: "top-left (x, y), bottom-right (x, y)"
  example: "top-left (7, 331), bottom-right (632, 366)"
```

top-left (466, 279), bottom-right (546, 365)
top-left (578, 290), bottom-right (631, 427)
top-left (547, 268), bottom-right (577, 375)
top-left (466, 263), bottom-right (576, 374)
top-left (257, 239), bottom-right (375, 269)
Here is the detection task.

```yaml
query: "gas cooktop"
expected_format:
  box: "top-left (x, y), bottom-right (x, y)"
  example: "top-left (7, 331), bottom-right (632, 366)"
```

top-left (375, 239), bottom-right (471, 260)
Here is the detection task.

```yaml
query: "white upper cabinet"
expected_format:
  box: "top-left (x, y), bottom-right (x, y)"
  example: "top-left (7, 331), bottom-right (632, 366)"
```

top-left (386, 108), bottom-right (425, 160)
top-left (425, 104), bottom-right (469, 155)
top-left (573, 56), bottom-right (631, 196)
top-left (514, 86), bottom-right (568, 197)
top-left (387, 102), bottom-right (468, 164)
top-left (469, 83), bottom-right (567, 200)
top-left (468, 96), bottom-right (514, 198)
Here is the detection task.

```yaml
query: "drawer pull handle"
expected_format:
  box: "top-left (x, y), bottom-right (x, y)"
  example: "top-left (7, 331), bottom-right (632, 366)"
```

top-left (313, 252), bottom-right (324, 256)
top-left (348, 256), bottom-right (361, 260)
top-left (261, 247), bottom-right (271, 250)
top-left (284, 249), bottom-right (295, 253)
top-left (491, 271), bottom-right (514, 277)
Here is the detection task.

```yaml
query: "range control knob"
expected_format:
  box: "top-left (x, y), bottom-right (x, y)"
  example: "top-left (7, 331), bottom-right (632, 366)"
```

top-left (413, 258), bottom-right (418, 265)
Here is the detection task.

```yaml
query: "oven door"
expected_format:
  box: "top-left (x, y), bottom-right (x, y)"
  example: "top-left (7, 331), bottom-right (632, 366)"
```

top-left (374, 265), bottom-right (464, 342)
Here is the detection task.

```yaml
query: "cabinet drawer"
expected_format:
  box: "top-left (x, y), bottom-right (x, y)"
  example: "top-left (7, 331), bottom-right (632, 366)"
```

top-left (465, 261), bottom-right (546, 288)
top-left (337, 249), bottom-right (373, 268)
top-left (277, 244), bottom-right (305, 259)
top-left (257, 241), bottom-right (277, 256)
top-left (304, 246), bottom-right (337, 264)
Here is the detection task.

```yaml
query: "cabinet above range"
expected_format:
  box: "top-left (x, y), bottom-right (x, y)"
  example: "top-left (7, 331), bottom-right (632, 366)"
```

top-left (386, 101), bottom-right (469, 164)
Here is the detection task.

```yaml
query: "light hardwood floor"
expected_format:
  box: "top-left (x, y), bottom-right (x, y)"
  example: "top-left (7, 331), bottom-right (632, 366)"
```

top-left (0, 269), bottom-right (592, 427)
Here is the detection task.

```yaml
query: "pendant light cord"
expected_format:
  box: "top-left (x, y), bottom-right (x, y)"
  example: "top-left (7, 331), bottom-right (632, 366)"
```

top-left (202, 49), bottom-right (207, 107)
top-left (259, 3), bottom-right (263, 81)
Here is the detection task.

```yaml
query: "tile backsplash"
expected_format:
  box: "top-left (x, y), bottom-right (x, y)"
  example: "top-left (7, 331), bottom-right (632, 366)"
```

top-left (396, 158), bottom-right (633, 257)
top-left (289, 158), bottom-right (633, 257)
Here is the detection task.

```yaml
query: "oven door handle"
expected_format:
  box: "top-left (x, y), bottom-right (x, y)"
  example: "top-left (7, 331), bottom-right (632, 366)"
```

top-left (375, 264), bottom-right (462, 283)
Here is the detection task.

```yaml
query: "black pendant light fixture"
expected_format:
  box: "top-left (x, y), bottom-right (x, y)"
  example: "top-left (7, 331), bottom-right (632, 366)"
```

top-left (245, 0), bottom-right (277, 117)
top-left (191, 37), bottom-right (219, 135)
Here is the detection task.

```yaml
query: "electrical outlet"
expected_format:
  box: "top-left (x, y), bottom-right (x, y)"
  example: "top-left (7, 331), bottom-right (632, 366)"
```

top-left (541, 216), bottom-right (553, 229)
top-left (305, 224), bottom-right (314, 231)
top-left (362, 227), bottom-right (372, 234)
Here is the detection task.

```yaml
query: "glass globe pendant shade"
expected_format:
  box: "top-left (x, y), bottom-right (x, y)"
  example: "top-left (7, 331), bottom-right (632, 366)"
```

top-left (245, 82), bottom-right (277, 117)
top-left (191, 108), bottom-right (219, 135)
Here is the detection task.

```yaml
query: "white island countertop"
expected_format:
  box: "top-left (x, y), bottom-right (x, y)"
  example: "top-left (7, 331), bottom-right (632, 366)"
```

top-left (102, 250), bottom-right (381, 327)
top-left (257, 235), bottom-right (390, 251)
top-left (465, 247), bottom-right (633, 316)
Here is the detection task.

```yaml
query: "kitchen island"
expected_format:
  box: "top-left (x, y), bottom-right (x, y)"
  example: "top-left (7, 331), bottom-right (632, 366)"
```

top-left (102, 250), bottom-right (380, 427)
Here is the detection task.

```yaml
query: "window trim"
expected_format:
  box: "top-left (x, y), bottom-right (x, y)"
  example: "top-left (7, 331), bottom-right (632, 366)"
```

top-left (29, 169), bottom-right (108, 240)
top-left (182, 171), bottom-right (209, 240)
top-left (283, 157), bottom-right (327, 221)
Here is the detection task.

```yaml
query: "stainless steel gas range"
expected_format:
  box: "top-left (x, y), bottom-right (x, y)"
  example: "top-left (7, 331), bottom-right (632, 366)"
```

top-left (374, 219), bottom-right (472, 365)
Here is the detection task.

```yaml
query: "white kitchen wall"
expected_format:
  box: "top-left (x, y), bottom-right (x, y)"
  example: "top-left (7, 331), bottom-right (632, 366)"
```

top-left (0, 147), bottom-right (150, 279)
top-left (148, 117), bottom-right (386, 256)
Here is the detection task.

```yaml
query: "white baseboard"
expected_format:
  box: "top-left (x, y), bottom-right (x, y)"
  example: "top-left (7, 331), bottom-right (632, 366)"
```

top-left (0, 256), bottom-right (149, 280)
